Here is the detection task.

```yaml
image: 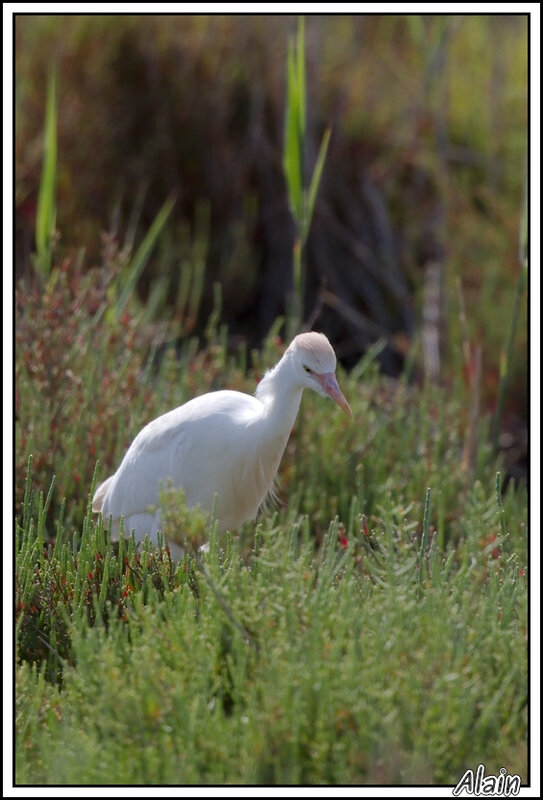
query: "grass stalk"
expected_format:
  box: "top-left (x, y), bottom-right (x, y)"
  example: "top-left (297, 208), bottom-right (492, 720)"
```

top-left (417, 487), bottom-right (432, 595)
top-left (34, 70), bottom-right (57, 280)
top-left (113, 193), bottom-right (177, 320)
top-left (283, 17), bottom-right (331, 334)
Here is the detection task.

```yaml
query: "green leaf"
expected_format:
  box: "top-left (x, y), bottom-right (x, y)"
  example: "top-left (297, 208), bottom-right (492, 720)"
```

top-left (35, 70), bottom-right (57, 279)
top-left (296, 16), bottom-right (306, 143)
top-left (301, 127), bottom-right (331, 244)
top-left (283, 42), bottom-right (303, 222)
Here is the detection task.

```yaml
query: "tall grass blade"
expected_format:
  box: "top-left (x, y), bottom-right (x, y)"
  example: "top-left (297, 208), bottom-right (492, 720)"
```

top-left (302, 127), bottom-right (331, 244)
top-left (417, 487), bottom-right (432, 595)
top-left (22, 455), bottom-right (34, 533)
top-left (282, 16), bottom-right (330, 335)
top-left (35, 70), bottom-right (57, 280)
top-left (296, 16), bottom-right (306, 143)
top-left (283, 42), bottom-right (303, 222)
top-left (115, 193), bottom-right (176, 319)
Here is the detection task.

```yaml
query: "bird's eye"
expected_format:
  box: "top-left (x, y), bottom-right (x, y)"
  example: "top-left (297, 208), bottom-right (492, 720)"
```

top-left (303, 365), bottom-right (313, 374)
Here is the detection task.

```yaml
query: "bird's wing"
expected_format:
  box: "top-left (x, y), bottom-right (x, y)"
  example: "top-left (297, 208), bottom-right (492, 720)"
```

top-left (98, 390), bottom-right (265, 525)
top-left (100, 418), bottom-right (193, 521)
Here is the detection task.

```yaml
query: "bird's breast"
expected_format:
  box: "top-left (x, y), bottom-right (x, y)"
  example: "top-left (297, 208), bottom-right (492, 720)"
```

top-left (218, 426), bottom-right (289, 528)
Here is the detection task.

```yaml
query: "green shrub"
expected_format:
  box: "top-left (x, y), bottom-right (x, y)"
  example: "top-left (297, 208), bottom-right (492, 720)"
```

top-left (15, 264), bottom-right (527, 783)
top-left (16, 474), bottom-right (527, 784)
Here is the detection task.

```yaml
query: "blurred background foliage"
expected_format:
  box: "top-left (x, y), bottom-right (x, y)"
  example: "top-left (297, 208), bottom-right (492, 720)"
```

top-left (15, 13), bottom-right (528, 475)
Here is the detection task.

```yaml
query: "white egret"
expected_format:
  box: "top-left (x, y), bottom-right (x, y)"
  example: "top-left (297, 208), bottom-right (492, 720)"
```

top-left (92, 331), bottom-right (351, 556)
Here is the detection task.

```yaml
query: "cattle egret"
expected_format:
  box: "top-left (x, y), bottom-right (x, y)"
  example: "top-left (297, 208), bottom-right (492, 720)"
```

top-left (92, 331), bottom-right (351, 556)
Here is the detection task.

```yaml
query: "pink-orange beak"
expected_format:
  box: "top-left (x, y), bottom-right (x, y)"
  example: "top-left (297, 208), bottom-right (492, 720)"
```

top-left (316, 372), bottom-right (353, 419)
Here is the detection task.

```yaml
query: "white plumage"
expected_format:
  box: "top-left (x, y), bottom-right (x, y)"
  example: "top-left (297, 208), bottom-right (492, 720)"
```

top-left (92, 332), bottom-right (351, 555)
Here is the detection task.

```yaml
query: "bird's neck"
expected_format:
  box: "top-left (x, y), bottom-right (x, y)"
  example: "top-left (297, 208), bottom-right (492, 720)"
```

top-left (256, 355), bottom-right (303, 436)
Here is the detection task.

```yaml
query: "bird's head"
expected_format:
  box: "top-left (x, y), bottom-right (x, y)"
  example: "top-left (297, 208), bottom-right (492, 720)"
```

top-left (287, 332), bottom-right (353, 419)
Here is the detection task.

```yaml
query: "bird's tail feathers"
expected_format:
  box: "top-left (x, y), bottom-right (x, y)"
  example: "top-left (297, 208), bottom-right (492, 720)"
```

top-left (92, 475), bottom-right (114, 512)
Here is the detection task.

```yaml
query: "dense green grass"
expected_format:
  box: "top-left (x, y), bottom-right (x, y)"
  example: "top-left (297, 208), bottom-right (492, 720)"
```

top-left (15, 273), bottom-right (528, 785)
top-left (15, 472), bottom-right (528, 786)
